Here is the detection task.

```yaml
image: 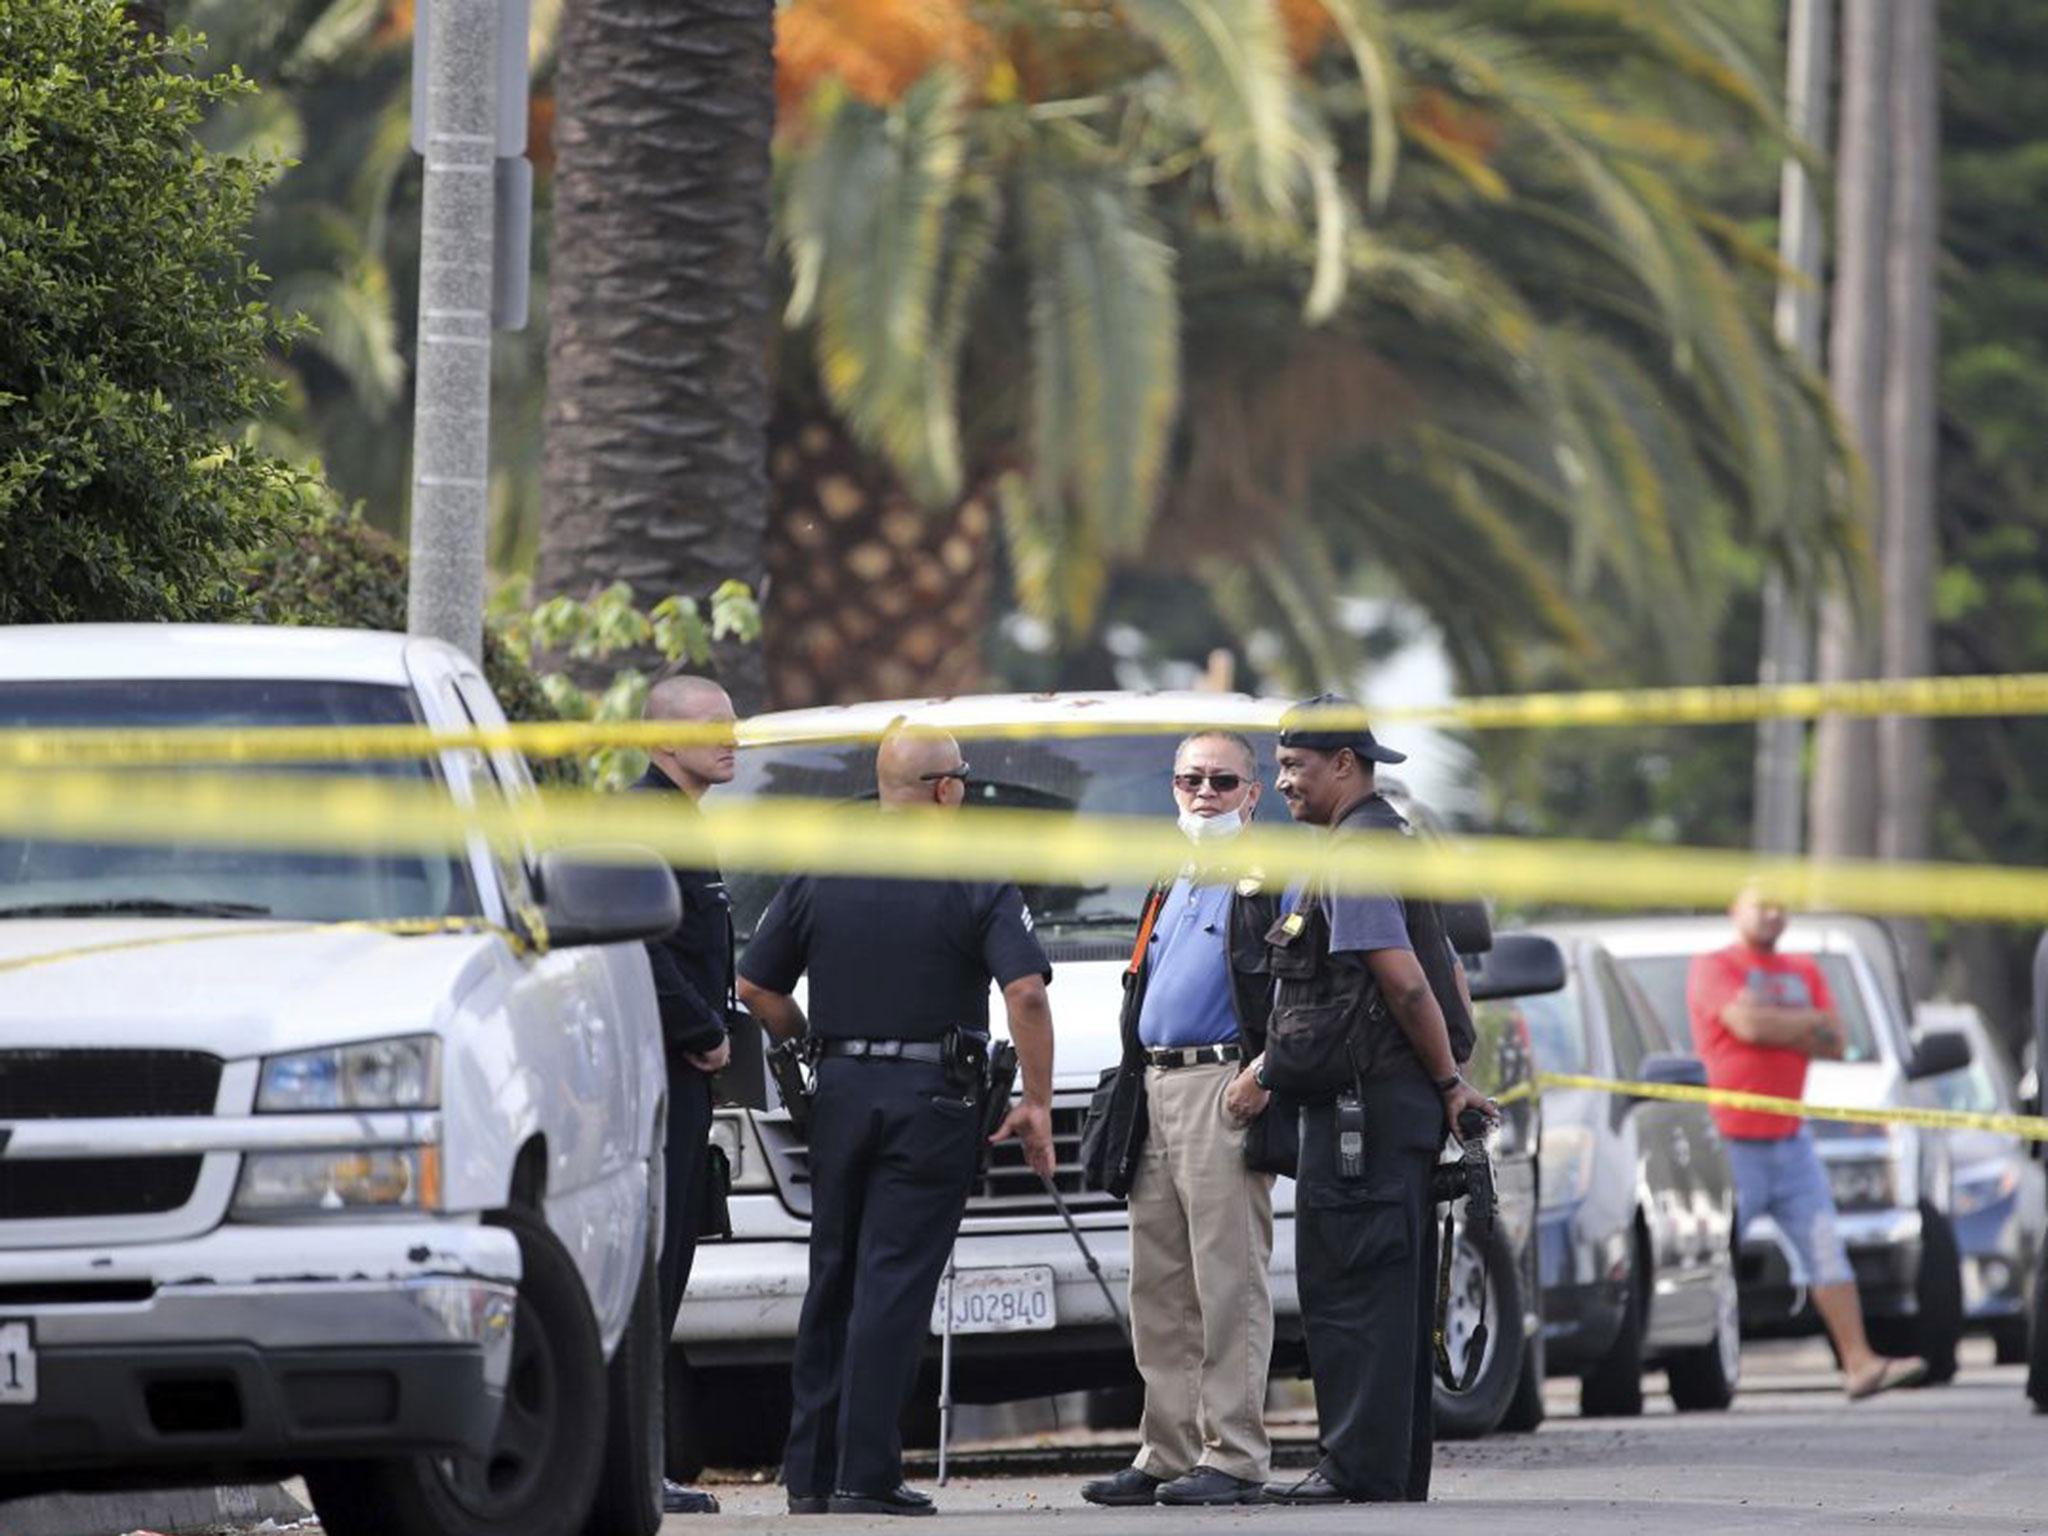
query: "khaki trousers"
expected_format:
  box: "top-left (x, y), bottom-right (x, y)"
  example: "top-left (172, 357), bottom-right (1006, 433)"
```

top-left (1127, 1060), bottom-right (1275, 1482)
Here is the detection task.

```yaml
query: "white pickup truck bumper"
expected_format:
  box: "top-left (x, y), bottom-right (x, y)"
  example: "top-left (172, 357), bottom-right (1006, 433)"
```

top-left (0, 1221), bottom-right (519, 1481)
top-left (674, 1200), bottom-right (1301, 1372)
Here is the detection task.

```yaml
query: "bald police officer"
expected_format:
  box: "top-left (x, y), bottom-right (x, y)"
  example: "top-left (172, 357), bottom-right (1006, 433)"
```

top-left (737, 725), bottom-right (1055, 1518)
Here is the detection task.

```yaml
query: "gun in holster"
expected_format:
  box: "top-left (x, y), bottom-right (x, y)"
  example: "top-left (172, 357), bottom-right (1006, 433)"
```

top-left (961, 1035), bottom-right (1019, 1177)
top-left (766, 1035), bottom-right (818, 1139)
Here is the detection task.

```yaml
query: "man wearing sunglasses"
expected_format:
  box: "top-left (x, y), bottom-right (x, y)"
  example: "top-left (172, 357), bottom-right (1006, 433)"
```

top-left (1082, 732), bottom-right (1283, 1510)
top-left (738, 723), bottom-right (1055, 1517)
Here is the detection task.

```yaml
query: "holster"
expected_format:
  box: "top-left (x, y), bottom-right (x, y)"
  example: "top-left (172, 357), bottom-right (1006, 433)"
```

top-left (976, 1040), bottom-right (1020, 1176)
top-left (766, 1035), bottom-right (817, 1139)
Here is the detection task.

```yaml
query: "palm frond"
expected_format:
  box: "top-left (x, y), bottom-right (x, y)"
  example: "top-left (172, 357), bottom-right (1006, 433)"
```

top-left (288, 0), bottom-right (385, 74)
top-left (1305, 0), bottom-right (1403, 213)
top-left (1018, 155), bottom-right (1180, 632)
top-left (271, 261), bottom-right (408, 413)
top-left (781, 72), bottom-right (972, 503)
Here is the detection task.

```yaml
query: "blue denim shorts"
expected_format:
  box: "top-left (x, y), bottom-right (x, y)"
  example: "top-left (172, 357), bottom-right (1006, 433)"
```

top-left (1726, 1126), bottom-right (1854, 1288)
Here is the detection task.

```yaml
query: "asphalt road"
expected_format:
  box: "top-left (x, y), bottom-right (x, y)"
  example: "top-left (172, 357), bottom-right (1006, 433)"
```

top-left (680, 1339), bottom-right (2048, 1534)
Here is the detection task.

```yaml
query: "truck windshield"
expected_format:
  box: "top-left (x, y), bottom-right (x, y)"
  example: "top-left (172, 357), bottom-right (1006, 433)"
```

top-left (1616, 951), bottom-right (1880, 1066)
top-left (0, 679), bottom-right (480, 925)
top-left (727, 730), bottom-right (1301, 938)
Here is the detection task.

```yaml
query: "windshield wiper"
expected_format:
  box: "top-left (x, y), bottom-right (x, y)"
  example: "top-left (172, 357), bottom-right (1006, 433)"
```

top-left (0, 898), bottom-right (274, 919)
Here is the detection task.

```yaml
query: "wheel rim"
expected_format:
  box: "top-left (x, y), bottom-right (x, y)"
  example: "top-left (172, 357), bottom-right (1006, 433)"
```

top-left (437, 1292), bottom-right (559, 1518)
top-left (1714, 1265), bottom-right (1741, 1385)
top-left (1444, 1226), bottom-right (1500, 1390)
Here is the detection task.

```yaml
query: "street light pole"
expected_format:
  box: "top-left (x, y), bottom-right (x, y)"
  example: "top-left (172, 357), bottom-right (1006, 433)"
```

top-left (1752, 0), bottom-right (1832, 855)
top-left (408, 0), bottom-right (502, 662)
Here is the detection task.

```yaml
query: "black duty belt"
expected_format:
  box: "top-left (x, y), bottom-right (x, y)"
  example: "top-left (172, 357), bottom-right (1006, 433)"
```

top-left (820, 1038), bottom-right (947, 1064)
top-left (1145, 1043), bottom-right (1244, 1070)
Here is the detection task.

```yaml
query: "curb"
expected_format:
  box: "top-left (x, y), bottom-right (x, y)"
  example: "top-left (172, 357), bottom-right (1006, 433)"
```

top-left (0, 1484), bottom-right (308, 1536)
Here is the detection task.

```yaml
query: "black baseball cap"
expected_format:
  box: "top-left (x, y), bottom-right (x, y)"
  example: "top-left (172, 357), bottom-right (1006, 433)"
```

top-left (1277, 692), bottom-right (1407, 764)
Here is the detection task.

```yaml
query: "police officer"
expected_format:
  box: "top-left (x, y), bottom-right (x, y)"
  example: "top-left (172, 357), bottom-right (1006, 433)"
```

top-left (736, 724), bottom-right (1055, 1518)
top-left (1253, 695), bottom-right (1497, 1506)
top-left (632, 672), bottom-right (739, 1517)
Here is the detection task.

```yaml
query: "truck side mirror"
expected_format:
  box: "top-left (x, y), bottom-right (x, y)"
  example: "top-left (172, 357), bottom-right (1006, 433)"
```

top-left (534, 845), bottom-right (681, 948)
top-left (1442, 899), bottom-right (1492, 957)
top-left (1466, 933), bottom-right (1566, 1001)
top-left (1905, 1028), bottom-right (1972, 1082)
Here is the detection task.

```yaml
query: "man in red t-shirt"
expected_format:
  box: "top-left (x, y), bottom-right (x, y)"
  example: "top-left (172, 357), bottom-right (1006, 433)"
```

top-left (1686, 888), bottom-right (1924, 1399)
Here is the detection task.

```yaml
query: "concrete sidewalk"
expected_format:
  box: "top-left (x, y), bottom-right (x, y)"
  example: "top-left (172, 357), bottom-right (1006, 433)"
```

top-left (0, 1484), bottom-right (306, 1536)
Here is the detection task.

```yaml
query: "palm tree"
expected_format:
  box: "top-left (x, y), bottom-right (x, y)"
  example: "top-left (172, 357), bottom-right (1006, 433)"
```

top-left (536, 0), bottom-right (776, 702)
top-left (766, 0), bottom-right (1854, 705)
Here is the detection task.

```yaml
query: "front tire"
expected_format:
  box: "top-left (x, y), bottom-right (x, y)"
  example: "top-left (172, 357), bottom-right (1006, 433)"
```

top-left (1433, 1218), bottom-right (1528, 1440)
top-left (308, 1210), bottom-right (607, 1536)
top-left (584, 1241), bottom-right (664, 1536)
top-left (1667, 1255), bottom-right (1741, 1411)
top-left (1581, 1245), bottom-right (1646, 1418)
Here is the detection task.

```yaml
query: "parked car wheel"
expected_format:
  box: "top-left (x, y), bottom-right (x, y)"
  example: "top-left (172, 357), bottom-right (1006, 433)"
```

top-left (1497, 1304), bottom-right (1547, 1433)
top-left (1992, 1315), bottom-right (2029, 1367)
top-left (2027, 1256), bottom-right (2048, 1409)
top-left (1433, 1219), bottom-right (1528, 1439)
top-left (1081, 1381), bottom-right (1146, 1431)
top-left (1580, 1242), bottom-right (1646, 1418)
top-left (1871, 1203), bottom-right (1963, 1384)
top-left (1667, 1257), bottom-right (1741, 1411)
top-left (308, 1210), bottom-right (607, 1536)
top-left (583, 1237), bottom-right (664, 1536)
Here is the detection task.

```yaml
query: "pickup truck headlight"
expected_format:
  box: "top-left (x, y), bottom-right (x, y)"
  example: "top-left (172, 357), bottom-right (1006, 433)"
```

top-left (257, 1035), bottom-right (441, 1112)
top-left (1540, 1124), bottom-right (1596, 1211)
top-left (234, 1148), bottom-right (442, 1213)
top-left (1827, 1156), bottom-right (1898, 1213)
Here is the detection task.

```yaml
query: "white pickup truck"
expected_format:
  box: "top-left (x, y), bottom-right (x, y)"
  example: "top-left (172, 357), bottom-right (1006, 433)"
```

top-left (0, 626), bottom-right (679, 1536)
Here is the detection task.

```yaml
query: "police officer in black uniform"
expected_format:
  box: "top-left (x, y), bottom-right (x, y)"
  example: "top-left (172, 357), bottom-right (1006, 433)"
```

top-left (632, 673), bottom-right (740, 1516)
top-left (1256, 695), bottom-right (1497, 1506)
top-left (737, 724), bottom-right (1055, 1518)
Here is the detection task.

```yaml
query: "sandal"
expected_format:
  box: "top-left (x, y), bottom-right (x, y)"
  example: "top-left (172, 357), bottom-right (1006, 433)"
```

top-left (1846, 1356), bottom-right (1928, 1400)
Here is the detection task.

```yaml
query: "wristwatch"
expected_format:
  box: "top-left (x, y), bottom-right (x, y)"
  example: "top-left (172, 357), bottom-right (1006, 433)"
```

top-left (1434, 1071), bottom-right (1462, 1094)
top-left (1253, 1058), bottom-right (1272, 1090)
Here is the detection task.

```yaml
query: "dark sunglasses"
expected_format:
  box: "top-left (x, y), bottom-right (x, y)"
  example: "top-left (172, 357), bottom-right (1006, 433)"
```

top-left (1173, 771), bottom-right (1245, 793)
top-left (920, 762), bottom-right (972, 783)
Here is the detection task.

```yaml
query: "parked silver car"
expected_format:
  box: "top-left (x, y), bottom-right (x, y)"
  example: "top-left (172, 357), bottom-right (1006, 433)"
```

top-left (1919, 1002), bottom-right (2045, 1364)
top-left (1493, 929), bottom-right (1740, 1416)
top-left (1588, 915), bottom-right (1971, 1384)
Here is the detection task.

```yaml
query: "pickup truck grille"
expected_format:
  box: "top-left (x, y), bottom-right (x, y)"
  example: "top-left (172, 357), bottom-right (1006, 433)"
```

top-left (0, 1049), bottom-right (221, 1118)
top-left (757, 1098), bottom-right (1122, 1221)
top-left (0, 1156), bottom-right (203, 1219)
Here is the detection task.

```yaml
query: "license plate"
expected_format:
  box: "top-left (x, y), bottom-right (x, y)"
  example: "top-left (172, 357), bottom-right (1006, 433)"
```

top-left (930, 1266), bottom-right (1056, 1336)
top-left (0, 1321), bottom-right (34, 1406)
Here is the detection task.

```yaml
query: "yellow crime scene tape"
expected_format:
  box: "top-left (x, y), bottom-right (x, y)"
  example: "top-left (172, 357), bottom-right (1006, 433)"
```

top-left (12, 765), bottom-right (2048, 924)
top-left (4, 669), bottom-right (2048, 767)
top-left (1503, 1072), bottom-right (2048, 1144)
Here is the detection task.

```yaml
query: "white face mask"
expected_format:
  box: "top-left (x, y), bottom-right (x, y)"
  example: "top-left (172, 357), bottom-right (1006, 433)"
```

top-left (1179, 806), bottom-right (1246, 843)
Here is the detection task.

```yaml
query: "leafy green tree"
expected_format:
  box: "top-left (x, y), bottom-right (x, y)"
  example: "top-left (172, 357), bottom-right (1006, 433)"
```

top-left (0, 0), bottom-right (318, 624)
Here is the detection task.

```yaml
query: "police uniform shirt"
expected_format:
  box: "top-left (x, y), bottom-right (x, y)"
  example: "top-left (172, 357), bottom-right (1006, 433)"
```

top-left (740, 875), bottom-right (1050, 1041)
top-left (632, 766), bottom-right (733, 1055)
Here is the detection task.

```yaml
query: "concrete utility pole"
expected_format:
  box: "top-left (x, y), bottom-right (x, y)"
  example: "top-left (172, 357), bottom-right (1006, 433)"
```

top-left (408, 0), bottom-right (532, 660)
top-left (407, 0), bottom-right (500, 661)
top-left (1753, 0), bottom-right (1832, 856)
top-left (1809, 0), bottom-right (1893, 862)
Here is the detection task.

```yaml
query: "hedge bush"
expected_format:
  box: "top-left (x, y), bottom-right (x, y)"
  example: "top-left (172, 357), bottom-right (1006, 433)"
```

top-left (0, 0), bottom-right (317, 625)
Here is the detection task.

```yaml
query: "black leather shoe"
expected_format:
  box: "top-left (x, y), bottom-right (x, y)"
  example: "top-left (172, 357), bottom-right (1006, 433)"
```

top-left (829, 1484), bottom-right (936, 1517)
top-left (1159, 1466), bottom-right (1266, 1505)
top-left (1262, 1468), bottom-right (1357, 1505)
top-left (1080, 1466), bottom-right (1166, 1507)
top-left (662, 1480), bottom-right (721, 1514)
top-left (787, 1492), bottom-right (830, 1514)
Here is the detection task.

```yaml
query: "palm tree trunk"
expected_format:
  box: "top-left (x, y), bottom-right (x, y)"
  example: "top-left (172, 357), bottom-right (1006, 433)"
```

top-left (1810, 0), bottom-right (1890, 861)
top-left (764, 404), bottom-right (995, 707)
top-left (1879, 0), bottom-right (1940, 990)
top-left (537, 0), bottom-right (774, 705)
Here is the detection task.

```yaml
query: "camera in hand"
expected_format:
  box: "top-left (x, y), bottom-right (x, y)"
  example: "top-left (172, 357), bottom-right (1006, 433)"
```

top-left (1430, 1108), bottom-right (1497, 1240)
